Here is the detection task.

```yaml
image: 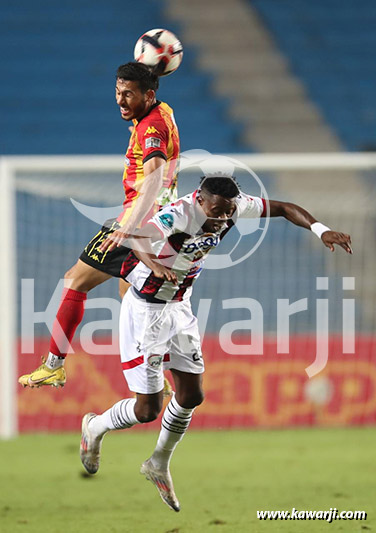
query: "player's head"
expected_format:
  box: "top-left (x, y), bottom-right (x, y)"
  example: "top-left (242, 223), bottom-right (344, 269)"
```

top-left (116, 62), bottom-right (159, 121)
top-left (197, 176), bottom-right (240, 233)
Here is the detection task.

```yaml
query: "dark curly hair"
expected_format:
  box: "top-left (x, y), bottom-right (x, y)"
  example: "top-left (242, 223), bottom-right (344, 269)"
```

top-left (116, 62), bottom-right (159, 93)
top-left (200, 176), bottom-right (240, 198)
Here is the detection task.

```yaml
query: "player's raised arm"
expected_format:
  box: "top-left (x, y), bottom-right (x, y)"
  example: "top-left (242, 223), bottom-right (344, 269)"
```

top-left (120, 154), bottom-right (165, 232)
top-left (266, 199), bottom-right (353, 254)
top-left (99, 156), bottom-right (165, 252)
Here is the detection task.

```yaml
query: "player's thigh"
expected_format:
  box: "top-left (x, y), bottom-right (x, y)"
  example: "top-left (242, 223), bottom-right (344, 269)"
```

top-left (166, 302), bottom-right (204, 408)
top-left (118, 279), bottom-right (131, 299)
top-left (64, 259), bottom-right (112, 292)
top-left (171, 369), bottom-right (204, 409)
top-left (167, 301), bottom-right (204, 374)
top-left (119, 290), bottom-right (169, 394)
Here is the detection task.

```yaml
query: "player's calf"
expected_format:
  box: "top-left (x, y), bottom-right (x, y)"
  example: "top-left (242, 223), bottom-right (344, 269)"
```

top-left (141, 394), bottom-right (196, 511)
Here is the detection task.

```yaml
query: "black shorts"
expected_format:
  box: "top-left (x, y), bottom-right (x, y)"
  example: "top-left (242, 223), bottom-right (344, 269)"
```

top-left (79, 218), bottom-right (131, 278)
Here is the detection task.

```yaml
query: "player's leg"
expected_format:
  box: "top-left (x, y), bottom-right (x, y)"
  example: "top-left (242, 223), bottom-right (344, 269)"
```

top-left (140, 371), bottom-right (203, 513)
top-left (65, 259), bottom-right (112, 290)
top-left (80, 390), bottom-right (164, 475)
top-left (50, 259), bottom-right (111, 354)
top-left (146, 370), bottom-right (203, 470)
top-left (118, 278), bottom-right (173, 398)
top-left (141, 301), bottom-right (205, 512)
top-left (19, 217), bottom-right (130, 388)
top-left (81, 289), bottom-right (167, 475)
top-left (18, 260), bottom-right (111, 388)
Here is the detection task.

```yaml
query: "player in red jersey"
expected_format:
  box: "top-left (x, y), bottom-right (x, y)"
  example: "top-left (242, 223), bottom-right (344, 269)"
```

top-left (19, 62), bottom-right (180, 389)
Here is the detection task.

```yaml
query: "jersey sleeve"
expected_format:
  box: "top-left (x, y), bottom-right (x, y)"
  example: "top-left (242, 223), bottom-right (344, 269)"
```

top-left (137, 114), bottom-right (169, 164)
top-left (236, 192), bottom-right (266, 218)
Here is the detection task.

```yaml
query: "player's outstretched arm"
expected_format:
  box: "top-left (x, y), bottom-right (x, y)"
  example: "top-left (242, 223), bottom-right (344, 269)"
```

top-left (267, 200), bottom-right (353, 254)
top-left (99, 156), bottom-right (165, 252)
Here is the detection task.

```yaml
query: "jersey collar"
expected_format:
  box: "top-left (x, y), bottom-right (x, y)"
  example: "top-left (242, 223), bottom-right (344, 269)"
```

top-left (133, 100), bottom-right (161, 125)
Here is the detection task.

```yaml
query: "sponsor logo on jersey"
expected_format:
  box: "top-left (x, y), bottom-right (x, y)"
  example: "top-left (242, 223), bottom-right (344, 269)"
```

top-left (147, 354), bottom-right (163, 368)
top-left (145, 137), bottom-right (161, 149)
top-left (144, 126), bottom-right (160, 135)
top-left (159, 213), bottom-right (174, 229)
top-left (124, 156), bottom-right (130, 166)
top-left (183, 235), bottom-right (220, 254)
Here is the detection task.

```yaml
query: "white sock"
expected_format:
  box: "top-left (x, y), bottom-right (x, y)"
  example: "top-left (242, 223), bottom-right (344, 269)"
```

top-left (45, 352), bottom-right (65, 370)
top-left (151, 395), bottom-right (194, 471)
top-left (89, 398), bottom-right (139, 438)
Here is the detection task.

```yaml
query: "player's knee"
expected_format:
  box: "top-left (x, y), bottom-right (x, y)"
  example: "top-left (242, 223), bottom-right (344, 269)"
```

top-left (63, 266), bottom-right (77, 290)
top-left (190, 390), bottom-right (205, 408)
top-left (135, 398), bottom-right (163, 424)
top-left (64, 266), bottom-right (75, 281)
top-left (136, 406), bottom-right (161, 424)
top-left (177, 390), bottom-right (204, 409)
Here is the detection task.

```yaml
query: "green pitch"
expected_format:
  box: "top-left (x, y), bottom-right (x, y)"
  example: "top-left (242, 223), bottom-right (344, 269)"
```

top-left (0, 428), bottom-right (373, 532)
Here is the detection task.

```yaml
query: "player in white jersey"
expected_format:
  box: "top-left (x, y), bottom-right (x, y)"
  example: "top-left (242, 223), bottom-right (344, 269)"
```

top-left (120, 185), bottom-right (266, 302)
top-left (80, 176), bottom-right (352, 512)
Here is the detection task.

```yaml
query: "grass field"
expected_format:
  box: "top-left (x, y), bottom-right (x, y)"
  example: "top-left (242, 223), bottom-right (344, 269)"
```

top-left (0, 428), bottom-right (374, 533)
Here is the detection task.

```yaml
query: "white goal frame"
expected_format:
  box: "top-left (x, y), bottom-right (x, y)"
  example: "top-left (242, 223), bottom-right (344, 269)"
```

top-left (1, 152), bottom-right (376, 439)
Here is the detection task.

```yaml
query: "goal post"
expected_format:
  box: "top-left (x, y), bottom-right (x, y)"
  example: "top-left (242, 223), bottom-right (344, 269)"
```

top-left (1, 152), bottom-right (376, 439)
top-left (0, 158), bottom-right (17, 439)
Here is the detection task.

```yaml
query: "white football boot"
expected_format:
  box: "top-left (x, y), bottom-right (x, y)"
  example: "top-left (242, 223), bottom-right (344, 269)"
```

top-left (80, 413), bottom-right (104, 475)
top-left (140, 458), bottom-right (180, 512)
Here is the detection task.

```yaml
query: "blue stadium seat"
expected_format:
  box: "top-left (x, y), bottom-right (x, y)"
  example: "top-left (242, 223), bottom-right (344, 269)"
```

top-left (0, 0), bottom-right (243, 154)
top-left (251, 0), bottom-right (376, 150)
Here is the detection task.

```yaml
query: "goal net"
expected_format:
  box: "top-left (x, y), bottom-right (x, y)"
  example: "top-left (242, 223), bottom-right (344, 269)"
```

top-left (1, 153), bottom-right (376, 438)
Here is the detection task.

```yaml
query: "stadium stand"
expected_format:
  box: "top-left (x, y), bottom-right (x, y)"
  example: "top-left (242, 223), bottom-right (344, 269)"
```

top-left (6, 0), bottom-right (374, 337)
top-left (251, 0), bottom-right (376, 151)
top-left (0, 0), bottom-right (244, 154)
top-left (167, 0), bottom-right (343, 153)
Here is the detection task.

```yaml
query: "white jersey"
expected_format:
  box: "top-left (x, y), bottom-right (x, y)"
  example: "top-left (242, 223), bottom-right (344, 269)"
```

top-left (121, 190), bottom-right (266, 302)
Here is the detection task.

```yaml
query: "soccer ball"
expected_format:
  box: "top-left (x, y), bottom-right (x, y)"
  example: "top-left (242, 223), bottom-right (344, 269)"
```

top-left (134, 28), bottom-right (183, 77)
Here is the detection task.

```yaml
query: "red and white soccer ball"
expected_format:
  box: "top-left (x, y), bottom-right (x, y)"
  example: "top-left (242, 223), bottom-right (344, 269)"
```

top-left (134, 28), bottom-right (183, 77)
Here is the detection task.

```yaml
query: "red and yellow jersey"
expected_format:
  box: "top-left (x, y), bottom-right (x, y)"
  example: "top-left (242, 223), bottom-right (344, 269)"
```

top-left (117, 100), bottom-right (179, 226)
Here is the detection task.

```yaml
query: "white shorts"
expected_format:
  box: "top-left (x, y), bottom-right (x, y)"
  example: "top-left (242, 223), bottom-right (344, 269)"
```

top-left (119, 288), bottom-right (204, 394)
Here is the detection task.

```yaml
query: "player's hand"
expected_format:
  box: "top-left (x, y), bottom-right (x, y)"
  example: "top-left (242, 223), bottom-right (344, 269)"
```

top-left (321, 231), bottom-right (353, 254)
top-left (151, 262), bottom-right (178, 285)
top-left (99, 228), bottom-right (131, 253)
